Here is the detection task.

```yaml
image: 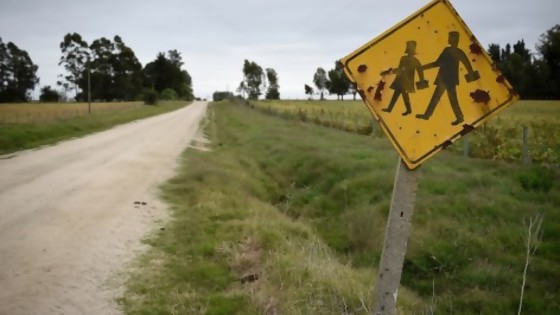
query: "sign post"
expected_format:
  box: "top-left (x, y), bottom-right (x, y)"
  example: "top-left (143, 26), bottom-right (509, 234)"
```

top-left (373, 158), bottom-right (420, 315)
top-left (339, 0), bottom-right (519, 313)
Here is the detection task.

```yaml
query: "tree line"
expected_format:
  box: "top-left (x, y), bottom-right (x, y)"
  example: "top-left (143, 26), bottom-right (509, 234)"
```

top-left (488, 25), bottom-right (560, 99)
top-left (0, 32), bottom-right (194, 103)
top-left (304, 24), bottom-right (560, 101)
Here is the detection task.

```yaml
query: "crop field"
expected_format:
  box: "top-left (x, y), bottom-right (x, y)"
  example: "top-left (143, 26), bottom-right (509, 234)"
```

top-left (0, 102), bottom-right (143, 124)
top-left (251, 100), bottom-right (560, 165)
top-left (0, 101), bottom-right (188, 154)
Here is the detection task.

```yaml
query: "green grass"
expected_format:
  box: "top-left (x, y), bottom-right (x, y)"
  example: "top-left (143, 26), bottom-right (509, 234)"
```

top-left (0, 101), bottom-right (189, 154)
top-left (252, 100), bottom-right (560, 165)
top-left (121, 100), bottom-right (559, 314)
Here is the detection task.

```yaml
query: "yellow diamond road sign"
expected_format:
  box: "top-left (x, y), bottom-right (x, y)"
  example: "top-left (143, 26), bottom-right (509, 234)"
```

top-left (341, 0), bottom-right (519, 170)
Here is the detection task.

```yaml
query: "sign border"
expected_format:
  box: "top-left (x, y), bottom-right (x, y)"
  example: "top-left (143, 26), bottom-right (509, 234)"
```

top-left (342, 0), bottom-right (518, 169)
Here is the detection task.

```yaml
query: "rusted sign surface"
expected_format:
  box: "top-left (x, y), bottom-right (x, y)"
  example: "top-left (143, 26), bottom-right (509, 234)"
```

top-left (341, 0), bottom-right (518, 169)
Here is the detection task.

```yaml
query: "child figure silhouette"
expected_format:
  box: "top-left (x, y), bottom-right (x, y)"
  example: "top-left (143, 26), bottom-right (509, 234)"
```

top-left (382, 41), bottom-right (429, 116)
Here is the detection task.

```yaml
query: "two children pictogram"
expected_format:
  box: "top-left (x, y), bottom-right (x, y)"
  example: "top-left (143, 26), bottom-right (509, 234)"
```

top-left (381, 31), bottom-right (480, 126)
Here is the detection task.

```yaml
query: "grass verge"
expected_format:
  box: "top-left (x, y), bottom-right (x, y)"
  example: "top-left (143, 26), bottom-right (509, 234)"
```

top-left (0, 101), bottom-right (189, 154)
top-left (121, 101), bottom-right (559, 314)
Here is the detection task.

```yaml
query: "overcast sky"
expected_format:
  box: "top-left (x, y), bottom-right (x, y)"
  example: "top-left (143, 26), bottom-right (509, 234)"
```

top-left (1, 0), bottom-right (558, 100)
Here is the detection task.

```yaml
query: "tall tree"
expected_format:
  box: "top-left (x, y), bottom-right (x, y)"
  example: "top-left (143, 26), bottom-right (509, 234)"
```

top-left (537, 24), bottom-right (560, 99)
top-left (58, 33), bottom-right (90, 99)
top-left (326, 61), bottom-right (350, 100)
top-left (111, 36), bottom-right (143, 101)
top-left (313, 67), bottom-right (327, 100)
top-left (0, 38), bottom-right (39, 102)
top-left (242, 59), bottom-right (264, 100)
top-left (265, 68), bottom-right (280, 99)
top-left (488, 43), bottom-right (502, 63)
top-left (143, 51), bottom-right (193, 100)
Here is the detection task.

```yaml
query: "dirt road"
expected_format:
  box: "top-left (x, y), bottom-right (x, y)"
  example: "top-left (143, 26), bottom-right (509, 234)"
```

top-left (0, 101), bottom-right (208, 314)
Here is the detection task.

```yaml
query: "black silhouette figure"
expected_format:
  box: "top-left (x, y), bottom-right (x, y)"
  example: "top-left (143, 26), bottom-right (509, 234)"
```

top-left (415, 31), bottom-right (480, 125)
top-left (382, 41), bottom-right (429, 116)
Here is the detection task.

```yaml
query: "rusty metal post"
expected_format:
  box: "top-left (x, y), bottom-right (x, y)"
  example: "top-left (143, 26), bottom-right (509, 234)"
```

top-left (373, 158), bottom-right (420, 315)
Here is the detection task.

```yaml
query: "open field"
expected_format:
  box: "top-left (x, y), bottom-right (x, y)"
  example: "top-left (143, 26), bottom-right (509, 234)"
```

top-left (0, 101), bottom-right (143, 123)
top-left (251, 100), bottom-right (560, 165)
top-left (0, 101), bottom-right (190, 154)
top-left (121, 101), bottom-right (559, 314)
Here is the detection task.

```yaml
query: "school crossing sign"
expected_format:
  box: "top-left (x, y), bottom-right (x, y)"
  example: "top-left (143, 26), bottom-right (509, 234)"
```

top-left (341, 0), bottom-right (519, 169)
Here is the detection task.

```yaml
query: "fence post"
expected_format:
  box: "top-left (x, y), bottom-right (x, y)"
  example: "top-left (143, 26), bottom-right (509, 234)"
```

top-left (463, 133), bottom-right (470, 157)
top-left (522, 126), bottom-right (531, 165)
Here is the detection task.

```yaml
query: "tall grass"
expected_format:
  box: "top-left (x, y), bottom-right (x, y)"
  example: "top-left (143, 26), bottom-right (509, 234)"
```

top-left (121, 101), bottom-right (559, 314)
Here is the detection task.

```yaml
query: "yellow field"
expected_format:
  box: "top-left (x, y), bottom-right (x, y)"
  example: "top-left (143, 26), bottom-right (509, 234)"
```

top-left (0, 102), bottom-right (143, 123)
top-left (252, 100), bottom-right (560, 164)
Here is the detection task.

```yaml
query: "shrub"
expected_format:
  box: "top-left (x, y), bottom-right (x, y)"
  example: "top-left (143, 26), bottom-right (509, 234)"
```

top-left (519, 166), bottom-right (554, 192)
top-left (143, 89), bottom-right (158, 105)
top-left (160, 88), bottom-right (178, 100)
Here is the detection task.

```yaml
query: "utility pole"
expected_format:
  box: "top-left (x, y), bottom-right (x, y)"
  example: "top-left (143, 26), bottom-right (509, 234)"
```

top-left (88, 68), bottom-right (91, 114)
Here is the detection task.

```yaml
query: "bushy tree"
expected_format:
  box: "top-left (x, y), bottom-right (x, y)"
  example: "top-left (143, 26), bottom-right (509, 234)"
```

top-left (327, 61), bottom-right (350, 100)
top-left (242, 60), bottom-right (264, 100)
top-left (58, 33), bottom-right (89, 99)
top-left (39, 86), bottom-right (60, 102)
top-left (161, 88), bottom-right (178, 100)
top-left (144, 50), bottom-right (193, 101)
top-left (0, 38), bottom-right (39, 102)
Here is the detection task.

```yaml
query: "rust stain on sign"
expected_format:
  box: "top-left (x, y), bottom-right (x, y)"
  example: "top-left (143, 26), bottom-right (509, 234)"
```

top-left (470, 89), bottom-right (491, 104)
top-left (374, 80), bottom-right (385, 101)
top-left (358, 64), bottom-right (368, 73)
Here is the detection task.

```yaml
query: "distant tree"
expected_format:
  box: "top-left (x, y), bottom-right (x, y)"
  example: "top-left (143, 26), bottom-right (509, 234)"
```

top-left (161, 88), bottom-right (178, 100)
top-left (0, 38), bottom-right (39, 102)
top-left (39, 86), bottom-right (60, 102)
top-left (111, 35), bottom-right (144, 101)
top-left (536, 24), bottom-right (560, 99)
top-left (143, 51), bottom-right (193, 101)
top-left (58, 33), bottom-right (90, 99)
top-left (348, 82), bottom-right (358, 100)
top-left (488, 43), bottom-right (501, 63)
top-left (304, 84), bottom-right (314, 100)
top-left (313, 67), bottom-right (328, 100)
top-left (213, 91), bottom-right (234, 101)
top-left (499, 40), bottom-right (533, 98)
top-left (326, 61), bottom-right (350, 100)
top-left (237, 81), bottom-right (247, 99)
top-left (242, 60), bottom-right (264, 100)
top-left (265, 68), bottom-right (280, 99)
